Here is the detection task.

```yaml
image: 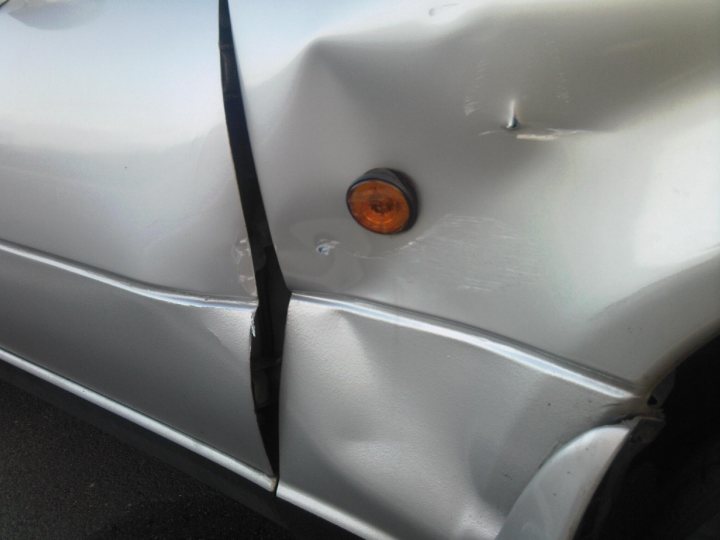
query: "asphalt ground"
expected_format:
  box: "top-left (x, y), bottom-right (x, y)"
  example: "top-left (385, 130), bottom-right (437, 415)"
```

top-left (0, 378), bottom-right (291, 539)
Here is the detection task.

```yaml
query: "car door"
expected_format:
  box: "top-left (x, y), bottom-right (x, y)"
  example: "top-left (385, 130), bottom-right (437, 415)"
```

top-left (0, 0), bottom-right (273, 488)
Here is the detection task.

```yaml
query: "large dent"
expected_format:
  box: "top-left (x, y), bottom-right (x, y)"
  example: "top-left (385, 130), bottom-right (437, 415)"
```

top-left (277, 295), bottom-right (643, 538)
top-left (230, 0), bottom-right (720, 388)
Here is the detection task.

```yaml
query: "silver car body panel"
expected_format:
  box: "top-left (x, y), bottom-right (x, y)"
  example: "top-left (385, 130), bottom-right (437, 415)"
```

top-left (0, 0), bottom-right (718, 537)
top-left (277, 294), bottom-right (643, 539)
top-left (0, 240), bottom-right (273, 481)
top-left (230, 0), bottom-right (720, 389)
top-left (0, 344), bottom-right (275, 491)
top-left (0, 1), bottom-right (272, 483)
top-left (226, 0), bottom-right (719, 533)
top-left (0, 0), bottom-right (254, 298)
top-left (497, 424), bottom-right (630, 540)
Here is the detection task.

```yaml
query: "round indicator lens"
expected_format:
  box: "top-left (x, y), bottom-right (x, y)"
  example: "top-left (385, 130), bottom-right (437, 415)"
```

top-left (346, 170), bottom-right (416, 234)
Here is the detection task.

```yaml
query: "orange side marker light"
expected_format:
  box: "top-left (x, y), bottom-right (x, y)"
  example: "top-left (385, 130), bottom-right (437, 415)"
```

top-left (346, 169), bottom-right (417, 234)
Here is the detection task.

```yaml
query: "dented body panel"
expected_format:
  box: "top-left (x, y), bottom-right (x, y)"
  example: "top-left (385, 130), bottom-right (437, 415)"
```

top-left (226, 0), bottom-right (720, 536)
top-left (0, 0), bottom-right (718, 537)
top-left (230, 0), bottom-right (720, 389)
top-left (277, 294), bottom-right (642, 539)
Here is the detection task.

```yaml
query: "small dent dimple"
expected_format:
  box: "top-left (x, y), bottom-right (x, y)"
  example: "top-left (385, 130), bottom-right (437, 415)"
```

top-left (315, 239), bottom-right (339, 256)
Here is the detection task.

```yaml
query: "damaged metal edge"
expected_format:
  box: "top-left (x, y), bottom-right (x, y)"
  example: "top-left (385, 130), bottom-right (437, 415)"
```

top-left (219, 0), bottom-right (290, 475)
top-left (574, 416), bottom-right (665, 539)
top-left (497, 423), bottom-right (633, 540)
top-left (292, 292), bottom-right (638, 398)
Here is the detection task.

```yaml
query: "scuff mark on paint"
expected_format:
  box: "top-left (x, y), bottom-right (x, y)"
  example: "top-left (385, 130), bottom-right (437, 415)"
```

top-left (316, 239), bottom-right (340, 256)
top-left (516, 128), bottom-right (591, 141)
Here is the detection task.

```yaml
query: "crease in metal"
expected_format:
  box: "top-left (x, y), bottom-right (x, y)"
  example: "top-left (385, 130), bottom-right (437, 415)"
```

top-left (0, 239), bottom-right (256, 311)
top-left (294, 291), bottom-right (638, 397)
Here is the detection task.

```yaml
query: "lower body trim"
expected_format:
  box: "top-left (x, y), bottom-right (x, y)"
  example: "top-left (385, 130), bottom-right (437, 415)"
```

top-left (0, 346), bottom-right (275, 490)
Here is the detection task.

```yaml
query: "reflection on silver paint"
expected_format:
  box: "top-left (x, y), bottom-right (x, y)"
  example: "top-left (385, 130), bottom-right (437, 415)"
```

top-left (0, 346), bottom-right (275, 491)
top-left (0, 0), bottom-right (255, 297)
top-left (278, 295), bottom-right (644, 539)
top-left (4, 0), bottom-right (104, 29)
top-left (497, 424), bottom-right (631, 540)
top-left (229, 0), bottom-right (720, 388)
top-left (0, 241), bottom-right (273, 477)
